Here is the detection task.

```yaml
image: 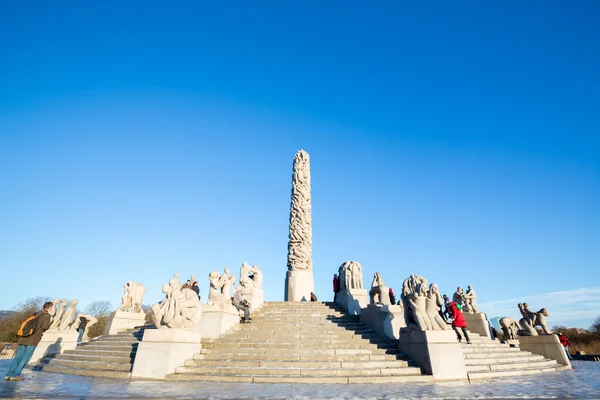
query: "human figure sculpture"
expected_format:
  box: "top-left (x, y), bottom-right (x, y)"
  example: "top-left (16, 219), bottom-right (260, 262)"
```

top-left (463, 285), bottom-right (479, 313)
top-left (499, 317), bottom-right (520, 340)
top-left (425, 284), bottom-right (448, 330)
top-left (151, 277), bottom-right (202, 331)
top-left (453, 287), bottom-right (466, 307)
top-left (58, 300), bottom-right (78, 331)
top-left (400, 274), bottom-right (433, 332)
top-left (368, 272), bottom-right (391, 305)
top-left (408, 283), bottom-right (434, 331)
top-left (208, 270), bottom-right (224, 304)
top-left (347, 261), bottom-right (363, 289)
top-left (117, 281), bottom-right (147, 313)
top-left (74, 313), bottom-right (98, 341)
top-left (220, 268), bottom-right (236, 300)
top-left (169, 273), bottom-right (182, 294)
top-left (239, 262), bottom-right (261, 294)
top-left (251, 265), bottom-right (263, 288)
top-left (518, 303), bottom-right (552, 336)
top-left (50, 299), bottom-right (67, 329)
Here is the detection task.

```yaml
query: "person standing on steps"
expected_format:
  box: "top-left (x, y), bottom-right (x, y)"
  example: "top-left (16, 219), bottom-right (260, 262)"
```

top-left (450, 301), bottom-right (471, 344)
top-left (4, 301), bottom-right (53, 381)
top-left (333, 274), bottom-right (340, 302)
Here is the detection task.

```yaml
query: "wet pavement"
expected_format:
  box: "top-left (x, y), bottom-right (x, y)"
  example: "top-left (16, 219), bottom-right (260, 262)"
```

top-left (0, 360), bottom-right (599, 399)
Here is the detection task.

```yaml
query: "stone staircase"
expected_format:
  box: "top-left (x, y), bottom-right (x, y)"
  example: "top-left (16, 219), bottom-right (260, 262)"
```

top-left (461, 329), bottom-right (570, 380)
top-left (35, 326), bottom-right (151, 379)
top-left (166, 301), bottom-right (432, 383)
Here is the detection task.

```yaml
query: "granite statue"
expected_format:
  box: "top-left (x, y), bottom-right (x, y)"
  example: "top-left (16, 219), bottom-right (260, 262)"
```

top-left (518, 303), bottom-right (552, 336)
top-left (499, 317), bottom-right (520, 340)
top-left (117, 281), bottom-right (147, 313)
top-left (58, 299), bottom-right (79, 331)
top-left (425, 283), bottom-right (448, 330)
top-left (50, 299), bottom-right (67, 329)
top-left (463, 285), bottom-right (479, 313)
top-left (151, 274), bottom-right (202, 331)
top-left (368, 272), bottom-right (391, 305)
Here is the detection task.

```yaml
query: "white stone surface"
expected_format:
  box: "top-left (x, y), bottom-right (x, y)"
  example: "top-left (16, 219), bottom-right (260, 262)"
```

top-left (131, 329), bottom-right (202, 380)
top-left (28, 329), bottom-right (79, 364)
top-left (199, 303), bottom-right (240, 338)
top-left (360, 303), bottom-right (405, 339)
top-left (336, 288), bottom-right (369, 315)
top-left (518, 334), bottom-right (572, 367)
top-left (463, 312), bottom-right (491, 338)
top-left (244, 288), bottom-right (265, 311)
top-left (284, 270), bottom-right (314, 302)
top-left (103, 310), bottom-right (147, 336)
top-left (398, 329), bottom-right (468, 381)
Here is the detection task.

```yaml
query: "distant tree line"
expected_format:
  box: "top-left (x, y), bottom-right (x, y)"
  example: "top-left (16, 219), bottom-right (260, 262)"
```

top-left (553, 315), bottom-right (600, 355)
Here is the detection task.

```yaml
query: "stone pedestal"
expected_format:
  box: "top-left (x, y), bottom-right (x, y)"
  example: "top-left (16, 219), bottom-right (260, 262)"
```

top-left (463, 312), bottom-right (490, 338)
top-left (199, 303), bottom-right (240, 339)
top-left (336, 288), bottom-right (369, 315)
top-left (29, 329), bottom-right (79, 365)
top-left (398, 330), bottom-right (468, 381)
top-left (103, 311), bottom-right (147, 336)
top-left (245, 288), bottom-right (265, 312)
top-left (360, 304), bottom-right (405, 339)
top-left (131, 329), bottom-right (202, 379)
top-left (518, 334), bottom-right (572, 367)
top-left (284, 270), bottom-right (314, 301)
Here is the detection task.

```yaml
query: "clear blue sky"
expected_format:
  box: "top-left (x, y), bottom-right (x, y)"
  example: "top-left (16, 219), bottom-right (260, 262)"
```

top-left (1, 1), bottom-right (598, 329)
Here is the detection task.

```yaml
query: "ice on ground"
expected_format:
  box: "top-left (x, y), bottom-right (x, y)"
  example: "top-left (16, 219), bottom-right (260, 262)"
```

top-left (0, 360), bottom-right (598, 399)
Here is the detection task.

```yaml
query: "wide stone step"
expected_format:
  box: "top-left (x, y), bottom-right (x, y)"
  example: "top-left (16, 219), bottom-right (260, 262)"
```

top-left (42, 364), bottom-right (131, 379)
top-left (466, 359), bottom-right (558, 372)
top-left (52, 353), bottom-right (133, 364)
top-left (464, 355), bottom-right (545, 364)
top-left (97, 336), bottom-right (143, 342)
top-left (79, 342), bottom-right (139, 350)
top-left (209, 342), bottom-right (398, 351)
top-left (468, 365), bottom-right (565, 380)
top-left (461, 346), bottom-right (522, 353)
top-left (195, 353), bottom-right (401, 362)
top-left (64, 349), bottom-right (136, 358)
top-left (45, 358), bottom-right (132, 372)
top-left (174, 365), bottom-right (421, 377)
top-left (185, 359), bottom-right (410, 369)
top-left (213, 336), bottom-right (388, 345)
top-left (202, 347), bottom-right (398, 355)
top-left (166, 373), bottom-right (434, 384)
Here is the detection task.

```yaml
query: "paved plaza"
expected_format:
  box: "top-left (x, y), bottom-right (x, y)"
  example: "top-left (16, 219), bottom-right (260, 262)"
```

top-left (0, 360), bottom-right (598, 399)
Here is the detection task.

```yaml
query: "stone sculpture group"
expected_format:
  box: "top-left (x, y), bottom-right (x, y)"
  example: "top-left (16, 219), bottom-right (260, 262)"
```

top-left (400, 274), bottom-right (447, 332)
top-left (117, 281), bottom-right (147, 313)
top-left (208, 269), bottom-right (237, 305)
top-left (452, 285), bottom-right (479, 313)
top-left (49, 299), bottom-right (79, 331)
top-left (239, 262), bottom-right (263, 295)
top-left (369, 272), bottom-right (391, 305)
top-left (518, 303), bottom-right (552, 336)
top-left (151, 273), bottom-right (202, 331)
top-left (338, 261), bottom-right (364, 291)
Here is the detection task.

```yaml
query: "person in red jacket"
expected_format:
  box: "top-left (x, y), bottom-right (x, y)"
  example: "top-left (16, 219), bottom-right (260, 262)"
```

top-left (450, 301), bottom-right (471, 344)
top-left (333, 274), bottom-right (340, 302)
top-left (557, 332), bottom-right (573, 360)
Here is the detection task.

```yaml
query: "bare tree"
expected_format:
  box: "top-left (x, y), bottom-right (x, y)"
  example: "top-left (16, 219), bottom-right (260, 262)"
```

top-left (85, 301), bottom-right (112, 318)
top-left (591, 316), bottom-right (600, 333)
top-left (16, 297), bottom-right (53, 315)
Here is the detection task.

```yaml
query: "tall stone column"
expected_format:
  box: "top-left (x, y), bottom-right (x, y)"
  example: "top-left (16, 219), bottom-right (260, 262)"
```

top-left (284, 150), bottom-right (314, 301)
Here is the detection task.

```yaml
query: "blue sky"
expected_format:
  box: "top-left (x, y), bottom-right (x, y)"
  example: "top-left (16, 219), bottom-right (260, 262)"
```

top-left (1, 1), bottom-right (598, 329)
